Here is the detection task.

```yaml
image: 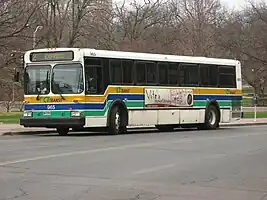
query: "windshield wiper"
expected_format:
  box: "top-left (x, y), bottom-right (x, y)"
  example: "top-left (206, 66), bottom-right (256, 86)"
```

top-left (58, 90), bottom-right (66, 100)
top-left (36, 89), bottom-right (41, 101)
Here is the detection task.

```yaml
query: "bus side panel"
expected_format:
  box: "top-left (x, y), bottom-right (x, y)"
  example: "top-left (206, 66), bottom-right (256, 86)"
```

top-left (221, 109), bottom-right (231, 123)
top-left (179, 110), bottom-right (205, 124)
top-left (128, 109), bottom-right (205, 127)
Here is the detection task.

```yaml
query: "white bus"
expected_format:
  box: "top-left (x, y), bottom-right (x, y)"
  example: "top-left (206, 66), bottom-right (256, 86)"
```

top-left (20, 48), bottom-right (242, 135)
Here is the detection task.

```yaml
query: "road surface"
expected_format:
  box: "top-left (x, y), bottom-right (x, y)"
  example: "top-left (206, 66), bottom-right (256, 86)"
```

top-left (1, 126), bottom-right (267, 200)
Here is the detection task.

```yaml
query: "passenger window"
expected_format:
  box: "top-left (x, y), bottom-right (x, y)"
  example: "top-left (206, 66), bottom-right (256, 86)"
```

top-left (136, 62), bottom-right (146, 84)
top-left (169, 63), bottom-right (179, 85)
top-left (158, 62), bottom-right (168, 84)
top-left (200, 64), bottom-right (218, 87)
top-left (219, 66), bottom-right (236, 88)
top-left (180, 64), bottom-right (199, 86)
top-left (122, 60), bottom-right (133, 84)
top-left (146, 62), bottom-right (157, 84)
top-left (110, 60), bottom-right (122, 84)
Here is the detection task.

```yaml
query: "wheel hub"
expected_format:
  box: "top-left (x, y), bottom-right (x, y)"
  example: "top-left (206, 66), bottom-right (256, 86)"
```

top-left (208, 110), bottom-right (216, 125)
top-left (115, 112), bottom-right (120, 130)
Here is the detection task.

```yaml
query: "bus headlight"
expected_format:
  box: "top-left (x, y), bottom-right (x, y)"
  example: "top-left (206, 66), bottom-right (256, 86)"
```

top-left (71, 111), bottom-right (81, 117)
top-left (23, 111), bottom-right (32, 117)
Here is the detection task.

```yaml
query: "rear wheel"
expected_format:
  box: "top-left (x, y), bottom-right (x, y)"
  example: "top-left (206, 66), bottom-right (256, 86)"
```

top-left (198, 104), bottom-right (220, 130)
top-left (57, 127), bottom-right (69, 136)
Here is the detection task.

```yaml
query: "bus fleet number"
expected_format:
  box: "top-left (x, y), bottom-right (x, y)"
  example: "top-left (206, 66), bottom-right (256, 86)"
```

top-left (47, 105), bottom-right (56, 110)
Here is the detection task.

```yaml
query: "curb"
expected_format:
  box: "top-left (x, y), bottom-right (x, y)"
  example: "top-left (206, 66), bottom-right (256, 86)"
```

top-left (1, 130), bottom-right (56, 136)
top-left (220, 122), bottom-right (267, 127)
top-left (2, 123), bottom-right (267, 136)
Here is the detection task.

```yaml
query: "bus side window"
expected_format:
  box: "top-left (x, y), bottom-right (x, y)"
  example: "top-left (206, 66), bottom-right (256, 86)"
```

top-left (169, 63), bottom-right (179, 86)
top-left (200, 64), bottom-right (218, 87)
top-left (219, 66), bottom-right (236, 88)
top-left (158, 62), bottom-right (168, 85)
top-left (180, 63), bottom-right (199, 86)
top-left (110, 59), bottom-right (122, 84)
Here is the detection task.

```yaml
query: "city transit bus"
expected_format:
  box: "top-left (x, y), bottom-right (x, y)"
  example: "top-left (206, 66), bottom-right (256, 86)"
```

top-left (20, 48), bottom-right (242, 135)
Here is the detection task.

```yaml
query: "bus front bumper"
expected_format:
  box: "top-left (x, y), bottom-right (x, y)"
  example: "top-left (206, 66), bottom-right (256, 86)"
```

top-left (20, 117), bottom-right (85, 128)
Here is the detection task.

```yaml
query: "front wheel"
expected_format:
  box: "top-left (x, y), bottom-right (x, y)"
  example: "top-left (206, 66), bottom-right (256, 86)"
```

top-left (108, 106), bottom-right (127, 135)
top-left (198, 105), bottom-right (220, 130)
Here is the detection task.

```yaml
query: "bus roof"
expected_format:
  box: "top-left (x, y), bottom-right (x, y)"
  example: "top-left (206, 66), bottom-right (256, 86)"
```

top-left (26, 48), bottom-right (240, 66)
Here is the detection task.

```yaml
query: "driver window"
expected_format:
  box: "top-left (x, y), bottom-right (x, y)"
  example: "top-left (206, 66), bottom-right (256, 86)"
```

top-left (85, 67), bottom-right (97, 94)
top-left (85, 58), bottom-right (103, 94)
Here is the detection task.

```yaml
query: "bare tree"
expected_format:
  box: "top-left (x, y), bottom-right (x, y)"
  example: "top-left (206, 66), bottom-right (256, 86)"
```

top-left (109, 0), bottom-right (173, 52)
top-left (0, 0), bottom-right (39, 49)
top-left (33, 0), bottom-right (106, 48)
top-left (217, 1), bottom-right (267, 99)
top-left (169, 0), bottom-right (224, 56)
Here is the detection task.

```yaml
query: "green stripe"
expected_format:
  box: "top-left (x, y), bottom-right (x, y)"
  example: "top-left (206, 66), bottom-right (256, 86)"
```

top-left (84, 101), bottom-right (144, 117)
top-left (194, 100), bottom-right (233, 107)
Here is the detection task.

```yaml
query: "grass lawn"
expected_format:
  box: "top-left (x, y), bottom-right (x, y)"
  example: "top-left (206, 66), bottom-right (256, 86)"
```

top-left (0, 112), bottom-right (22, 124)
top-left (243, 112), bottom-right (267, 119)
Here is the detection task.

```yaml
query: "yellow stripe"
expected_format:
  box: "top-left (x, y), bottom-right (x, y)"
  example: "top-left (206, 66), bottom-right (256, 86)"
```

top-left (24, 86), bottom-right (242, 104)
top-left (85, 87), bottom-right (144, 102)
top-left (195, 88), bottom-right (242, 95)
top-left (24, 86), bottom-right (144, 103)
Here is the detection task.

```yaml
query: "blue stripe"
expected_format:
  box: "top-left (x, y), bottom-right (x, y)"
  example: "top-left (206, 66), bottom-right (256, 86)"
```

top-left (193, 95), bottom-right (242, 101)
top-left (108, 94), bottom-right (144, 101)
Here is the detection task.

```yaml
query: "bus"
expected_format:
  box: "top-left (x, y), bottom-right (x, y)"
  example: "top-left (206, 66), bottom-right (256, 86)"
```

top-left (20, 48), bottom-right (242, 135)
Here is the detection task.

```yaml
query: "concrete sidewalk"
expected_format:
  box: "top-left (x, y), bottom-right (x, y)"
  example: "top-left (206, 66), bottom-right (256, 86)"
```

top-left (0, 124), bottom-right (55, 135)
top-left (1, 118), bottom-right (267, 136)
top-left (220, 118), bottom-right (267, 127)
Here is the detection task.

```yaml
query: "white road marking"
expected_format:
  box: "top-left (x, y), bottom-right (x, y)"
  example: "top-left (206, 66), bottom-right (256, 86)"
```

top-left (0, 141), bottom-right (180, 166)
top-left (133, 164), bottom-right (176, 175)
top-left (0, 131), bottom-right (267, 167)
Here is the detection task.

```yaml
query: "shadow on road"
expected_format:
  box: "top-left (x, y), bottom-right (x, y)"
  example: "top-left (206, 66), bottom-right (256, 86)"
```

top-left (22, 127), bottom-right (231, 137)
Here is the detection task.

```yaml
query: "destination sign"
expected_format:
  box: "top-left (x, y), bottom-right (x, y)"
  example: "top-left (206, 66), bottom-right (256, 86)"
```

top-left (30, 51), bottom-right (74, 62)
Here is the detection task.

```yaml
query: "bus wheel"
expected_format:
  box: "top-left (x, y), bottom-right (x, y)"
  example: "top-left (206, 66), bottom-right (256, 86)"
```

top-left (108, 106), bottom-right (127, 135)
top-left (200, 104), bottom-right (220, 130)
top-left (57, 127), bottom-right (69, 136)
top-left (155, 125), bottom-right (174, 132)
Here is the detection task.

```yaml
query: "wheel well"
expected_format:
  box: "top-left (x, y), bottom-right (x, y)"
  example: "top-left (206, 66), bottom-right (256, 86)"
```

top-left (107, 100), bottom-right (128, 126)
top-left (207, 100), bottom-right (221, 122)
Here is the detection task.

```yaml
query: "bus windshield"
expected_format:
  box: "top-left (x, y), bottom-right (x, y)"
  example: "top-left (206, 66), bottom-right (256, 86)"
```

top-left (24, 65), bottom-right (51, 95)
top-left (51, 63), bottom-right (84, 94)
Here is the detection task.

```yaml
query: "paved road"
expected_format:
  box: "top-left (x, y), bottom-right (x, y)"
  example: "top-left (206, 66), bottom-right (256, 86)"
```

top-left (1, 127), bottom-right (267, 200)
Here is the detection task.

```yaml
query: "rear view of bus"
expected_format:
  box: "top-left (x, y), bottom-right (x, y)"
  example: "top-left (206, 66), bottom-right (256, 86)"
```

top-left (20, 48), bottom-right (85, 135)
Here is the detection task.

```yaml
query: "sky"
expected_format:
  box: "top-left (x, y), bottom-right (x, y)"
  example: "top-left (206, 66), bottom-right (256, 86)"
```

top-left (220, 0), bottom-right (247, 9)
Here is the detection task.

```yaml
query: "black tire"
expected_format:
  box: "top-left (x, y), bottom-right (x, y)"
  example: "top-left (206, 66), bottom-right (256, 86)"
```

top-left (57, 127), bottom-right (69, 136)
top-left (155, 125), bottom-right (174, 132)
top-left (198, 104), bottom-right (220, 130)
top-left (108, 106), bottom-right (127, 135)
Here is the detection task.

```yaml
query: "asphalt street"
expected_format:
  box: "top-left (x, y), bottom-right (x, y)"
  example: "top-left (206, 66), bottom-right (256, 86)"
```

top-left (1, 126), bottom-right (267, 200)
